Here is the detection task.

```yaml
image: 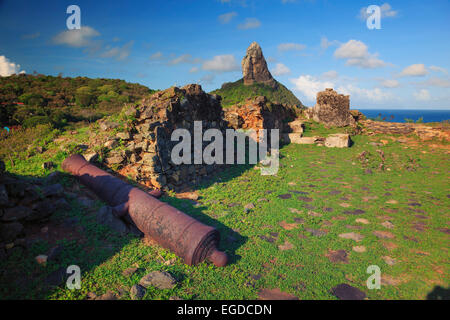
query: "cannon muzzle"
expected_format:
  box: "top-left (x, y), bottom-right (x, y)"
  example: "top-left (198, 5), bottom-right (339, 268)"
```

top-left (62, 154), bottom-right (227, 267)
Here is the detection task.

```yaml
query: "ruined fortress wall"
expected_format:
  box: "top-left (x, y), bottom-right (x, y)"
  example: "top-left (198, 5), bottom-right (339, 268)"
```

top-left (112, 84), bottom-right (229, 191)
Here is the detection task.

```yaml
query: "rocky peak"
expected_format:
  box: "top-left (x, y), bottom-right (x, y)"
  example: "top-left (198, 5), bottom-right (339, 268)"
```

top-left (242, 42), bottom-right (276, 87)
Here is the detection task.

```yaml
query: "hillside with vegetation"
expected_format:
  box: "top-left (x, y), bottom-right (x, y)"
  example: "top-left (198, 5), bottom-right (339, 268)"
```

top-left (211, 78), bottom-right (303, 108)
top-left (0, 74), bottom-right (154, 129)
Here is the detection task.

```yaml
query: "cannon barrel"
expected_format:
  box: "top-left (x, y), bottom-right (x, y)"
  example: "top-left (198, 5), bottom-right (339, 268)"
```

top-left (62, 154), bottom-right (227, 267)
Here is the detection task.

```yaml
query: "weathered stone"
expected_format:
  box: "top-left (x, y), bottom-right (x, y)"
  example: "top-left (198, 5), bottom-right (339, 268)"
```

top-left (278, 240), bottom-right (294, 251)
top-left (326, 249), bottom-right (348, 263)
top-left (373, 230), bottom-right (395, 239)
top-left (281, 133), bottom-right (304, 144)
top-left (242, 42), bottom-right (276, 87)
top-left (42, 184), bottom-right (64, 197)
top-left (97, 206), bottom-right (128, 235)
top-left (258, 288), bottom-right (298, 300)
top-left (45, 267), bottom-right (67, 287)
top-left (42, 161), bottom-right (54, 169)
top-left (117, 132), bottom-right (131, 140)
top-left (2, 206), bottom-right (33, 222)
top-left (332, 284), bottom-right (366, 300)
top-left (99, 121), bottom-right (119, 131)
top-left (27, 200), bottom-right (55, 221)
top-left (130, 284), bottom-right (146, 300)
top-left (84, 152), bottom-right (99, 163)
top-left (47, 245), bottom-right (64, 262)
top-left (291, 136), bottom-right (321, 145)
top-left (338, 232), bottom-right (364, 242)
top-left (104, 139), bottom-right (119, 149)
top-left (96, 291), bottom-right (117, 300)
top-left (139, 271), bottom-right (177, 289)
top-left (286, 120), bottom-right (305, 133)
top-left (106, 152), bottom-right (125, 165)
top-left (35, 254), bottom-right (48, 266)
top-left (0, 184), bottom-right (9, 207)
top-left (325, 134), bottom-right (351, 148)
top-left (306, 88), bottom-right (356, 128)
top-left (0, 222), bottom-right (24, 242)
top-left (352, 246), bottom-right (366, 253)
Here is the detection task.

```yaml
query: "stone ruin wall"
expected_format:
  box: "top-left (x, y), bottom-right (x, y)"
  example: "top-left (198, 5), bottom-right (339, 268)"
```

top-left (224, 96), bottom-right (298, 141)
top-left (103, 86), bottom-right (301, 191)
top-left (306, 88), bottom-right (356, 128)
top-left (105, 84), bottom-right (230, 191)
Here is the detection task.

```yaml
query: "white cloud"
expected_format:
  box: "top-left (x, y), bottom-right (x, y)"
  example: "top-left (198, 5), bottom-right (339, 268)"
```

top-left (359, 3), bottom-right (398, 20)
top-left (277, 42), bottom-right (306, 52)
top-left (429, 65), bottom-right (448, 74)
top-left (322, 70), bottom-right (339, 80)
top-left (237, 18), bottom-right (261, 30)
top-left (219, 12), bottom-right (237, 24)
top-left (0, 56), bottom-right (26, 76)
top-left (414, 89), bottom-right (431, 101)
top-left (291, 73), bottom-right (393, 103)
top-left (189, 66), bottom-right (199, 73)
top-left (168, 54), bottom-right (196, 65)
top-left (380, 79), bottom-right (400, 88)
top-left (420, 77), bottom-right (450, 88)
top-left (200, 73), bottom-right (215, 85)
top-left (202, 55), bottom-right (240, 72)
top-left (338, 84), bottom-right (392, 102)
top-left (100, 41), bottom-right (133, 61)
top-left (271, 63), bottom-right (290, 76)
top-left (52, 26), bottom-right (100, 47)
top-left (150, 51), bottom-right (163, 60)
top-left (290, 75), bottom-right (334, 101)
top-left (334, 40), bottom-right (386, 69)
top-left (320, 36), bottom-right (338, 50)
top-left (399, 64), bottom-right (428, 77)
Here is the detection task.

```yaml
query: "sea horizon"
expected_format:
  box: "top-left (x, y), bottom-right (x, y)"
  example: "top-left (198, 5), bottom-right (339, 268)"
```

top-left (355, 109), bottom-right (450, 123)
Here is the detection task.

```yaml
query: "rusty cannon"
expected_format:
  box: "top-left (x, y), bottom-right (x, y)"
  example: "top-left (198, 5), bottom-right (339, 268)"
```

top-left (62, 154), bottom-right (228, 267)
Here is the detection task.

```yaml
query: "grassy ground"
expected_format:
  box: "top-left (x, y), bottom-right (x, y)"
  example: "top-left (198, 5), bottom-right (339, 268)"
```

top-left (0, 122), bottom-right (448, 300)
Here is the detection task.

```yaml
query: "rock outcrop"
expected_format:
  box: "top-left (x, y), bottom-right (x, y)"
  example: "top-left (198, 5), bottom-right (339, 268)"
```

top-left (306, 88), bottom-right (356, 128)
top-left (242, 42), bottom-right (276, 88)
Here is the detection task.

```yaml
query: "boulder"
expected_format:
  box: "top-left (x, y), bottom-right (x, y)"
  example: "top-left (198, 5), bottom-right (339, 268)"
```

top-left (42, 184), bottom-right (64, 197)
top-left (281, 133), bottom-right (304, 144)
top-left (99, 121), bottom-right (119, 131)
top-left (27, 200), bottom-right (56, 221)
top-left (0, 222), bottom-right (24, 242)
top-left (96, 206), bottom-right (128, 235)
top-left (289, 136), bottom-right (321, 145)
top-left (324, 134), bottom-right (351, 148)
top-left (84, 152), bottom-right (99, 163)
top-left (139, 271), bottom-right (177, 289)
top-left (286, 120), bottom-right (305, 134)
top-left (0, 184), bottom-right (9, 207)
top-left (1, 205), bottom-right (33, 222)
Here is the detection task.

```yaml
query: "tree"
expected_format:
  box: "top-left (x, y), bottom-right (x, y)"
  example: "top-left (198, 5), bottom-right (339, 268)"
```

top-left (75, 86), bottom-right (96, 107)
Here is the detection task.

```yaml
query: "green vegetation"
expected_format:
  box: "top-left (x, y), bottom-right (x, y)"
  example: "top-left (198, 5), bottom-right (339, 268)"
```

top-left (405, 117), bottom-right (424, 124)
top-left (0, 74), bottom-right (154, 128)
top-left (211, 78), bottom-right (303, 108)
top-left (0, 119), bottom-right (448, 300)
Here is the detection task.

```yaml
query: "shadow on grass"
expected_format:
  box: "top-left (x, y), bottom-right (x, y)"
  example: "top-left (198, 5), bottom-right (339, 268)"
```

top-left (0, 161), bottom-right (251, 299)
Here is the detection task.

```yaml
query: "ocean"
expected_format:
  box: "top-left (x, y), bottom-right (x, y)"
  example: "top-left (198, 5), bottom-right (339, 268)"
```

top-left (360, 109), bottom-right (450, 123)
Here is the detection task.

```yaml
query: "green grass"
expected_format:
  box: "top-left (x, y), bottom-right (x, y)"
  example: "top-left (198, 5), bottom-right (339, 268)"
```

top-left (0, 122), bottom-right (449, 300)
top-left (211, 78), bottom-right (303, 108)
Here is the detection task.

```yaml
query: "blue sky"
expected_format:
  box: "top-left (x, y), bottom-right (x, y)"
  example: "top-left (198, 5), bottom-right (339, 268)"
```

top-left (0, 0), bottom-right (449, 109)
